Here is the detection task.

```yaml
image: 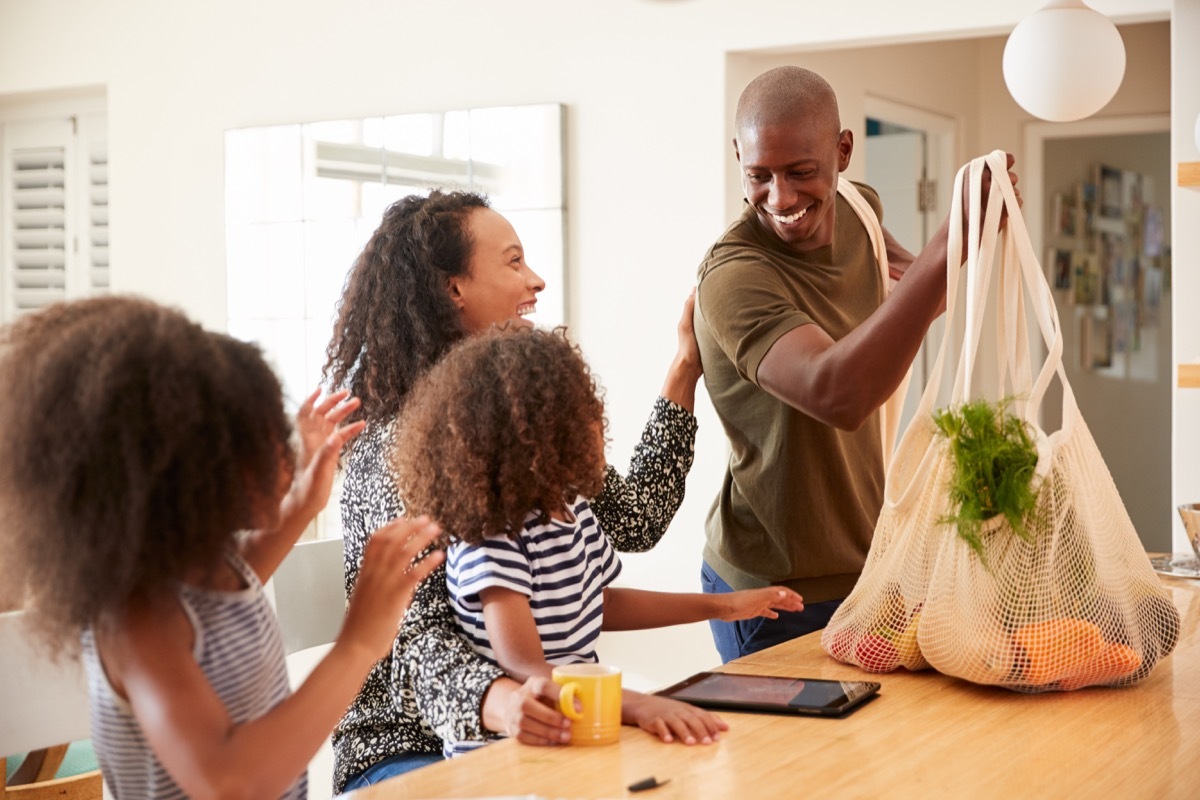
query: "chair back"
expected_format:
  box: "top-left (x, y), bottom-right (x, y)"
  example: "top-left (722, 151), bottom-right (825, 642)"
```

top-left (0, 611), bottom-right (92, 757)
top-left (0, 609), bottom-right (103, 799)
top-left (271, 538), bottom-right (346, 656)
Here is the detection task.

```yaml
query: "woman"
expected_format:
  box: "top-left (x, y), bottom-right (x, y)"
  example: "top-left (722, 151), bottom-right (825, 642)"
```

top-left (323, 190), bottom-right (708, 792)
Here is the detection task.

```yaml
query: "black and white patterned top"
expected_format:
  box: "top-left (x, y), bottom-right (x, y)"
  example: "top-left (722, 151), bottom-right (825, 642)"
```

top-left (330, 397), bottom-right (697, 793)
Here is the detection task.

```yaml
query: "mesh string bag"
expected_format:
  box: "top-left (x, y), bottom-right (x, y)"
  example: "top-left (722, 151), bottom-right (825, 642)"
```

top-left (821, 150), bottom-right (1180, 691)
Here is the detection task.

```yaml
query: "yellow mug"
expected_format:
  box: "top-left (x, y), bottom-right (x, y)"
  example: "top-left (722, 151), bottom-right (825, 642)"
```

top-left (551, 663), bottom-right (622, 746)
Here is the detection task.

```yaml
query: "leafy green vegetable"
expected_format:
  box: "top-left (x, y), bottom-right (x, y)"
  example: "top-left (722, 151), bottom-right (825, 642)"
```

top-left (933, 397), bottom-right (1040, 563)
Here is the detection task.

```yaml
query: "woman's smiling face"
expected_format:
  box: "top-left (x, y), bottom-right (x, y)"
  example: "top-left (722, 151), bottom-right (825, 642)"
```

top-left (450, 207), bottom-right (546, 333)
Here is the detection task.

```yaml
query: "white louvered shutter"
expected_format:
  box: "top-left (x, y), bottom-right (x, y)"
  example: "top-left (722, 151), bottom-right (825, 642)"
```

top-left (78, 114), bottom-right (110, 294)
top-left (1, 115), bottom-right (108, 322)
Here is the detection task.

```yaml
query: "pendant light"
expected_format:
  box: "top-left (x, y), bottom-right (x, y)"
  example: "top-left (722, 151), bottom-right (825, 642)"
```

top-left (1002, 0), bottom-right (1126, 123)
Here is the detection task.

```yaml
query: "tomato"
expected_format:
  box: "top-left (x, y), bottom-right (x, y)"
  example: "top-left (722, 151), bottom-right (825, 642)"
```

top-left (855, 632), bottom-right (901, 673)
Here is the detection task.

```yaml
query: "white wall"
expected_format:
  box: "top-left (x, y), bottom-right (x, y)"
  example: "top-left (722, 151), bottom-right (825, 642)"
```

top-left (1172, 0), bottom-right (1200, 555)
top-left (0, 0), bottom-right (1175, 689)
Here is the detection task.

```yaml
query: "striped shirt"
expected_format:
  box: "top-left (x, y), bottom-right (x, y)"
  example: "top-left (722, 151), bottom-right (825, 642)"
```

top-left (444, 497), bottom-right (621, 756)
top-left (81, 551), bottom-right (305, 800)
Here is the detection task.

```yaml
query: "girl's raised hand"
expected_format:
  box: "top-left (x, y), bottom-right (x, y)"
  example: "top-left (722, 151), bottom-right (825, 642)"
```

top-left (287, 388), bottom-right (366, 520)
top-left (718, 586), bottom-right (805, 622)
top-left (340, 516), bottom-right (444, 660)
top-left (296, 387), bottom-right (362, 469)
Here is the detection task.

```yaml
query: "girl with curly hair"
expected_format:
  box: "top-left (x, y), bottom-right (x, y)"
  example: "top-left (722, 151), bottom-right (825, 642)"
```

top-left (394, 327), bottom-right (804, 755)
top-left (323, 189), bottom-right (708, 790)
top-left (0, 295), bottom-right (444, 800)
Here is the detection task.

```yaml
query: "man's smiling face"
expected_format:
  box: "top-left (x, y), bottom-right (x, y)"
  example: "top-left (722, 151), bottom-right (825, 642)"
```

top-left (735, 118), bottom-right (852, 253)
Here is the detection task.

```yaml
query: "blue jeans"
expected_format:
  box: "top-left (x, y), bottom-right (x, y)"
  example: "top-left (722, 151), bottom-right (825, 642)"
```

top-left (701, 561), bottom-right (842, 663)
top-left (341, 751), bottom-right (444, 791)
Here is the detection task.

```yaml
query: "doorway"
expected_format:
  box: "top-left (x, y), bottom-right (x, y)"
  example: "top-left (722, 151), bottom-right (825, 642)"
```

top-left (1024, 116), bottom-right (1172, 552)
top-left (863, 97), bottom-right (957, 433)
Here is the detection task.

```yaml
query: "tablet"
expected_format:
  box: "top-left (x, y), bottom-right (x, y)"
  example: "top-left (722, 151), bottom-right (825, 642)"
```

top-left (654, 672), bottom-right (880, 717)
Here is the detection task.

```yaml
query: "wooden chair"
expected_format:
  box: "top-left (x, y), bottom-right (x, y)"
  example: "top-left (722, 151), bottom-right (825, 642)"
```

top-left (0, 610), bottom-right (103, 799)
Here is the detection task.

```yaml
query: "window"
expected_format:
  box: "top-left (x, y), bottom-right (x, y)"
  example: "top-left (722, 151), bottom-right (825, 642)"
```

top-left (225, 104), bottom-right (567, 539)
top-left (224, 104), bottom-right (565, 410)
top-left (1, 110), bottom-right (108, 322)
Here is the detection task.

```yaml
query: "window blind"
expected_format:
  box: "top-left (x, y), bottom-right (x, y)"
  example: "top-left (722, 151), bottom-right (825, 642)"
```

top-left (1, 114), bottom-right (108, 322)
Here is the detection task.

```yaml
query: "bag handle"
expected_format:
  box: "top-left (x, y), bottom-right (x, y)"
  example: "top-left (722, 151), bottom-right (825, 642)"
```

top-left (885, 151), bottom-right (1071, 508)
top-left (984, 150), bottom-right (1076, 438)
top-left (837, 178), bottom-right (911, 472)
top-left (882, 159), bottom-right (969, 506)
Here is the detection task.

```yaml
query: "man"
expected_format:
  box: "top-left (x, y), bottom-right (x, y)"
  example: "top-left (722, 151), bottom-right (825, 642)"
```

top-left (694, 65), bottom-right (1017, 661)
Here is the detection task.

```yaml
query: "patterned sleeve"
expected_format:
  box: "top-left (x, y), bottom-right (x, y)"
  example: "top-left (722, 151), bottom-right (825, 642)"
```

top-left (587, 397), bottom-right (698, 553)
top-left (341, 422), bottom-right (505, 750)
top-left (391, 562), bottom-right (506, 746)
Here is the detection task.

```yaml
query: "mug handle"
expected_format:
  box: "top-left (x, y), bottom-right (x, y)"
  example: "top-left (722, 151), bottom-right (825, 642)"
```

top-left (558, 681), bottom-right (584, 721)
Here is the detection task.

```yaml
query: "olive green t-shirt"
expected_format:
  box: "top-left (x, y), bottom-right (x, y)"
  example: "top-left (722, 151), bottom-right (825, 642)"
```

top-left (694, 184), bottom-right (886, 602)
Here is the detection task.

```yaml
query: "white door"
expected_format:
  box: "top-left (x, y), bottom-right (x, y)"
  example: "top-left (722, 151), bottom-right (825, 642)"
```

top-left (865, 129), bottom-right (926, 252)
top-left (865, 127), bottom-right (941, 433)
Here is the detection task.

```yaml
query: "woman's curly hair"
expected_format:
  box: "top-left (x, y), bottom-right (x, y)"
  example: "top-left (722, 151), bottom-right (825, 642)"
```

top-left (0, 296), bottom-right (292, 656)
top-left (393, 327), bottom-right (608, 545)
top-left (322, 189), bottom-right (489, 425)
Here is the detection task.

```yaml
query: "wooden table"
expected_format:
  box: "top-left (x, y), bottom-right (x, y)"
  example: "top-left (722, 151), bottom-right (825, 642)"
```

top-left (348, 575), bottom-right (1200, 799)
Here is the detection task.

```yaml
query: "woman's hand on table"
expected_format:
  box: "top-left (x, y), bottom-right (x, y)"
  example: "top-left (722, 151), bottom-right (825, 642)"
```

top-left (623, 692), bottom-right (728, 745)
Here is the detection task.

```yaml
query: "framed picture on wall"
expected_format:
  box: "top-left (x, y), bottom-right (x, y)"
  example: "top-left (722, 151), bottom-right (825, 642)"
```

top-left (1081, 309), bottom-right (1112, 369)
top-left (1048, 247), bottom-right (1074, 293)
top-left (1141, 265), bottom-right (1163, 327)
top-left (1073, 251), bottom-right (1102, 305)
top-left (1075, 181), bottom-right (1097, 235)
top-left (1052, 192), bottom-right (1078, 237)
top-left (1098, 164), bottom-right (1123, 220)
top-left (1144, 206), bottom-right (1164, 257)
top-left (1112, 299), bottom-right (1138, 355)
top-left (1121, 170), bottom-right (1142, 214)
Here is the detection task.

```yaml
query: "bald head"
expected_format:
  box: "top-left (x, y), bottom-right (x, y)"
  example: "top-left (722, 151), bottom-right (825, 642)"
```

top-left (735, 66), bottom-right (841, 143)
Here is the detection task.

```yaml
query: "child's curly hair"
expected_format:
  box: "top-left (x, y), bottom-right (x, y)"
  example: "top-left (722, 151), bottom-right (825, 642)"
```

top-left (0, 296), bottom-right (292, 655)
top-left (394, 327), bottom-right (608, 545)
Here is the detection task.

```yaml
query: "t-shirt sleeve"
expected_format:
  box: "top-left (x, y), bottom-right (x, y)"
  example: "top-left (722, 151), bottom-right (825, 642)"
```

top-left (697, 248), bottom-right (815, 386)
top-left (586, 511), bottom-right (623, 589)
top-left (446, 537), bottom-right (533, 607)
top-left (852, 181), bottom-right (884, 225)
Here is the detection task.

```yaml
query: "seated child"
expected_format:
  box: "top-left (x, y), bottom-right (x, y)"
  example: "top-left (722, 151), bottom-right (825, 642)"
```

top-left (392, 327), bottom-right (805, 756)
top-left (0, 296), bottom-right (444, 799)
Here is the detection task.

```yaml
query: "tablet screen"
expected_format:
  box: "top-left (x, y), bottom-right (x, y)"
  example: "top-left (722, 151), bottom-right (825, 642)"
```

top-left (656, 672), bottom-right (879, 716)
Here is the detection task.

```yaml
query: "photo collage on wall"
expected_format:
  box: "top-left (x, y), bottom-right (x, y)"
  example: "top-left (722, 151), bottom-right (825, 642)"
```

top-left (1046, 163), bottom-right (1169, 375)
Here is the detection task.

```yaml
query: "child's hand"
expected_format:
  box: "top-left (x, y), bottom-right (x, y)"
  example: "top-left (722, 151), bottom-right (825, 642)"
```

top-left (623, 692), bottom-right (727, 745)
top-left (718, 586), bottom-right (805, 622)
top-left (502, 676), bottom-right (573, 746)
top-left (295, 388), bottom-right (362, 469)
top-left (286, 388), bottom-right (366, 520)
top-left (341, 516), bottom-right (444, 660)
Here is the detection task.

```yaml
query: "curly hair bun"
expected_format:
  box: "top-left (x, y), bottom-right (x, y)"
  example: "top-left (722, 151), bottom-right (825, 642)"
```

top-left (0, 295), bottom-right (292, 651)
top-left (394, 326), bottom-right (608, 545)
